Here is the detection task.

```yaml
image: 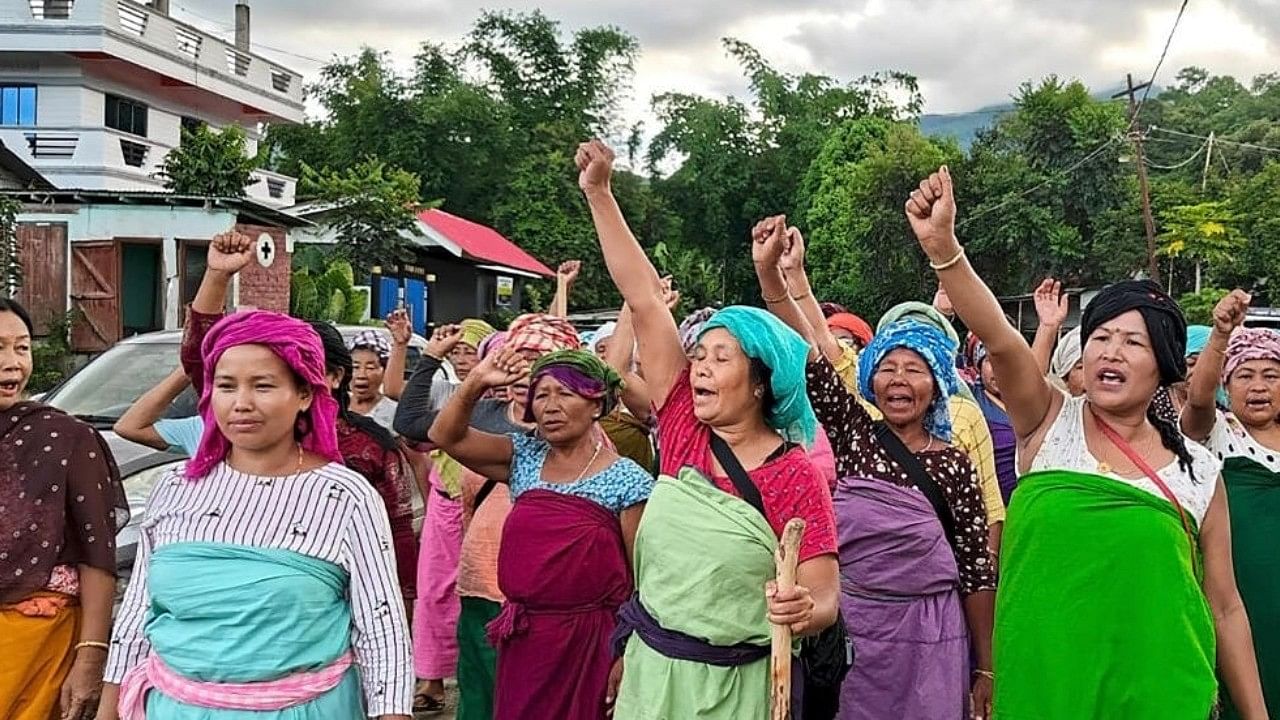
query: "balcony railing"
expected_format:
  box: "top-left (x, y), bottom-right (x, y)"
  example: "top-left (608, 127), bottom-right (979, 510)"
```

top-left (4, 0), bottom-right (304, 114)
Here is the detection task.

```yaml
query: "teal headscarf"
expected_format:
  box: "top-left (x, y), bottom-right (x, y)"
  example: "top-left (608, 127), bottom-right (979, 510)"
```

top-left (1185, 325), bottom-right (1212, 358)
top-left (698, 306), bottom-right (818, 446)
top-left (859, 320), bottom-right (962, 442)
top-left (876, 301), bottom-right (975, 402)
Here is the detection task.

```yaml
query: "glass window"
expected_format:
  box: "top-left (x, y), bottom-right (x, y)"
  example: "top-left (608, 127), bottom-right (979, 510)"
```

top-left (105, 93), bottom-right (148, 137)
top-left (0, 85), bottom-right (36, 126)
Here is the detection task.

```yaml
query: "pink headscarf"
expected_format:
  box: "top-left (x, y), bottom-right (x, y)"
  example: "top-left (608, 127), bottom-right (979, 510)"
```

top-left (185, 311), bottom-right (343, 479)
top-left (1223, 327), bottom-right (1280, 384)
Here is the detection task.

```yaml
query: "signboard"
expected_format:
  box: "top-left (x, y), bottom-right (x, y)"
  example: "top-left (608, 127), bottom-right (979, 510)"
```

top-left (496, 276), bottom-right (514, 307)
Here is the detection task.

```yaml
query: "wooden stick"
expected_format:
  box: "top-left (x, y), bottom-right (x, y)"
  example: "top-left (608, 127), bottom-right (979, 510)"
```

top-left (771, 518), bottom-right (806, 720)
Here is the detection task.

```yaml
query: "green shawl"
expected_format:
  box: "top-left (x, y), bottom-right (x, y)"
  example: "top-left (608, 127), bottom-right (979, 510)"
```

top-left (994, 470), bottom-right (1216, 720)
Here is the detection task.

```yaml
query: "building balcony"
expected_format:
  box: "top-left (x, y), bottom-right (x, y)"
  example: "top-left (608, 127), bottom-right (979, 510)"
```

top-left (0, 0), bottom-right (304, 123)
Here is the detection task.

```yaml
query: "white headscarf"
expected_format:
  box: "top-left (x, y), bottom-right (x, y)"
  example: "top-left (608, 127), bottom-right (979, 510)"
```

top-left (1050, 326), bottom-right (1083, 379)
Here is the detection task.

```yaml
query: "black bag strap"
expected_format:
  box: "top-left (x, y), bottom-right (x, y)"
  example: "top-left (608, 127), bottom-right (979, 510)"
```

top-left (474, 478), bottom-right (498, 509)
top-left (708, 432), bottom-right (767, 518)
top-left (872, 422), bottom-right (957, 549)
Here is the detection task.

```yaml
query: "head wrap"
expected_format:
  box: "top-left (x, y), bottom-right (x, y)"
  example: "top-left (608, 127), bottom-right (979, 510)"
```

top-left (1185, 325), bottom-right (1212, 358)
top-left (858, 319), bottom-right (962, 442)
top-left (877, 300), bottom-right (974, 402)
top-left (586, 321), bottom-right (618, 354)
top-left (523, 349), bottom-right (624, 422)
top-left (1050, 326), bottom-right (1083, 379)
top-left (478, 330), bottom-right (509, 360)
top-left (972, 341), bottom-right (989, 370)
top-left (1081, 280), bottom-right (1187, 387)
top-left (1223, 328), bottom-right (1280, 384)
top-left (187, 311), bottom-right (343, 479)
top-left (827, 313), bottom-right (874, 347)
top-left (459, 319), bottom-right (497, 350)
top-left (819, 302), bottom-right (848, 319)
top-left (507, 313), bottom-right (581, 356)
top-left (679, 307), bottom-right (717, 353)
top-left (698, 305), bottom-right (818, 445)
top-left (347, 329), bottom-right (391, 363)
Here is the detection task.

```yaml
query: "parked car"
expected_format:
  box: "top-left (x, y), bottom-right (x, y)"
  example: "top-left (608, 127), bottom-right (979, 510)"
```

top-left (40, 325), bottom-right (452, 597)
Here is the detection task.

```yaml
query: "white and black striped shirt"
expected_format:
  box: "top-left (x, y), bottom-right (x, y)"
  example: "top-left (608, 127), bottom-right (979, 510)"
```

top-left (104, 462), bottom-right (413, 716)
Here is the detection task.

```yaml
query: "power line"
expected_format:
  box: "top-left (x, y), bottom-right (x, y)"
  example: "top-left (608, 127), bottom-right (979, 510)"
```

top-left (1143, 136), bottom-right (1208, 169)
top-left (956, 135), bottom-right (1123, 230)
top-left (1127, 0), bottom-right (1191, 131)
top-left (170, 2), bottom-right (326, 64)
top-left (1149, 126), bottom-right (1280, 155)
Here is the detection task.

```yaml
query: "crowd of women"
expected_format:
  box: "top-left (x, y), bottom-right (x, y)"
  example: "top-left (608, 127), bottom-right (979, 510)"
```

top-left (1, 137), bottom-right (1278, 720)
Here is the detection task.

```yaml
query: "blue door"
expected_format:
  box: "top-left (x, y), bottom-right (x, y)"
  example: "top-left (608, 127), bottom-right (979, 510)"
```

top-left (376, 276), bottom-right (400, 321)
top-left (404, 278), bottom-right (427, 335)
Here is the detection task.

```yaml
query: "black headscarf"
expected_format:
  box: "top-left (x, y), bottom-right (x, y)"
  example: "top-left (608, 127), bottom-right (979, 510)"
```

top-left (1081, 280), bottom-right (1188, 387)
top-left (309, 321), bottom-right (399, 452)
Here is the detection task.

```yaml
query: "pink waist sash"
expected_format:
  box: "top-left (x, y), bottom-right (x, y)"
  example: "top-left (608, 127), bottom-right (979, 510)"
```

top-left (118, 650), bottom-right (354, 719)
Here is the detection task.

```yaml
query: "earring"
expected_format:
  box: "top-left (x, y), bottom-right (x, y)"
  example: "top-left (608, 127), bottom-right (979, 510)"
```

top-left (754, 388), bottom-right (764, 398)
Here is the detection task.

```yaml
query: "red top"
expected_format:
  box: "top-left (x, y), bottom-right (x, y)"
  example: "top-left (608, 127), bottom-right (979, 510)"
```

top-left (658, 369), bottom-right (838, 563)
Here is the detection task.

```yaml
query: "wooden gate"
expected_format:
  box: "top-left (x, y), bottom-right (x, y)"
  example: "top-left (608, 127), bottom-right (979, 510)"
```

top-left (15, 223), bottom-right (68, 335)
top-left (70, 242), bottom-right (120, 352)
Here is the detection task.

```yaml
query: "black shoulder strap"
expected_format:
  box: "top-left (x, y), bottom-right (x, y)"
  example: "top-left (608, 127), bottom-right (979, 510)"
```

top-left (474, 478), bottom-right (498, 509)
top-left (709, 432), bottom-right (768, 518)
top-left (873, 422), bottom-right (958, 549)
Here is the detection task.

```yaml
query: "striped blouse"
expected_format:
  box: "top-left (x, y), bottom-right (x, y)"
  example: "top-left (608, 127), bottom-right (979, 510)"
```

top-left (103, 461), bottom-right (413, 716)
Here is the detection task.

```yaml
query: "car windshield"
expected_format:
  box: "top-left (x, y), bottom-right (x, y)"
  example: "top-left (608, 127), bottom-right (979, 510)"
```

top-left (45, 342), bottom-right (197, 421)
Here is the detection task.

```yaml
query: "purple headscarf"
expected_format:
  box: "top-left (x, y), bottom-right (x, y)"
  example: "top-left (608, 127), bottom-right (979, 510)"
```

top-left (186, 311), bottom-right (343, 479)
top-left (1223, 327), bottom-right (1280, 384)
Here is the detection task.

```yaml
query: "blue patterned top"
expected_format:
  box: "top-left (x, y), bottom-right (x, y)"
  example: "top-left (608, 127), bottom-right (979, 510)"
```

top-left (508, 433), bottom-right (655, 513)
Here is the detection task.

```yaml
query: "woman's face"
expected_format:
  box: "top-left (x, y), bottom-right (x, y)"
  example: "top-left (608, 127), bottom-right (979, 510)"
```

top-left (351, 349), bottom-right (386, 403)
top-left (1065, 361), bottom-right (1086, 397)
top-left (872, 347), bottom-right (937, 430)
top-left (689, 328), bottom-right (763, 428)
top-left (212, 344), bottom-right (313, 453)
top-left (1082, 310), bottom-right (1161, 414)
top-left (0, 311), bottom-right (32, 411)
top-left (531, 374), bottom-right (601, 444)
top-left (1226, 359), bottom-right (1280, 429)
top-left (449, 343), bottom-right (480, 379)
top-left (831, 327), bottom-right (856, 347)
top-left (979, 357), bottom-right (1000, 396)
top-left (594, 337), bottom-right (611, 359)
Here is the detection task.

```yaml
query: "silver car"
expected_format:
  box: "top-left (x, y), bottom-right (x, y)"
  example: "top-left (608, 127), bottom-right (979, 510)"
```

top-left (40, 325), bottom-right (449, 595)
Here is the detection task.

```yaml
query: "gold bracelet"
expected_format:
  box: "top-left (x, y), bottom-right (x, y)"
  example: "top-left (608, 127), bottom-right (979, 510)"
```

top-left (789, 290), bottom-right (812, 302)
top-left (761, 290), bottom-right (789, 304)
top-left (929, 247), bottom-right (966, 271)
top-left (972, 669), bottom-right (995, 680)
top-left (75, 640), bottom-right (110, 653)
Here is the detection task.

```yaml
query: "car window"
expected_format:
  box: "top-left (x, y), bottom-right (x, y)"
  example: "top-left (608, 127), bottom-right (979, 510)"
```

top-left (45, 342), bottom-right (190, 421)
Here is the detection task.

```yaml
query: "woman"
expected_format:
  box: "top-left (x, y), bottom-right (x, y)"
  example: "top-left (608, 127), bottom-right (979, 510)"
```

top-left (392, 319), bottom-right (494, 713)
top-left (905, 165), bottom-right (1268, 719)
top-left (1, 298), bottom-right (127, 720)
top-left (430, 349), bottom-right (652, 719)
top-left (1048, 327), bottom-right (1084, 396)
top-left (578, 139), bottom-right (840, 719)
top-left (754, 223), bottom-right (995, 720)
top-left (1182, 291), bottom-right (1280, 719)
top-left (826, 312), bottom-right (874, 353)
top-left (348, 329), bottom-right (400, 431)
top-left (98, 310), bottom-right (412, 719)
top-left (971, 342), bottom-right (1018, 504)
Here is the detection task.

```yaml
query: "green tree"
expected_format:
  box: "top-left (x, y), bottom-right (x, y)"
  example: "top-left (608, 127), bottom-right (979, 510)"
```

top-left (158, 124), bottom-right (260, 196)
top-left (1157, 201), bottom-right (1243, 292)
top-left (290, 257), bottom-right (369, 324)
top-left (298, 159), bottom-right (427, 277)
top-left (1177, 286), bottom-right (1229, 325)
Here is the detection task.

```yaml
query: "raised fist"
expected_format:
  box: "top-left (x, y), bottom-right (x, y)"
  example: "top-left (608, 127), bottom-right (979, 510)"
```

top-left (576, 139), bottom-right (615, 194)
top-left (905, 167), bottom-right (961, 264)
top-left (207, 231), bottom-right (254, 275)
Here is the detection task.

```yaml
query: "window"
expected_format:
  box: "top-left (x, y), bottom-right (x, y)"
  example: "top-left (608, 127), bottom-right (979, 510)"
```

top-left (266, 178), bottom-right (285, 199)
top-left (104, 93), bottom-right (147, 137)
top-left (119, 139), bottom-right (148, 167)
top-left (0, 85), bottom-right (37, 126)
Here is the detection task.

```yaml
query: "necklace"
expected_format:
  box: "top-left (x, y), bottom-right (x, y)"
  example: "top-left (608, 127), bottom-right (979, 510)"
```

top-left (573, 442), bottom-right (604, 483)
top-left (913, 435), bottom-right (935, 454)
top-left (295, 444), bottom-right (304, 472)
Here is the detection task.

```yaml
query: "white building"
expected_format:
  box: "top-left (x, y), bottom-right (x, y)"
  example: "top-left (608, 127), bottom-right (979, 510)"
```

top-left (0, 0), bottom-right (303, 206)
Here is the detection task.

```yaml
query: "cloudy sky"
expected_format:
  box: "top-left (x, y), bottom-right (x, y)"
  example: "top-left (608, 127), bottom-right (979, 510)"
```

top-left (174, 0), bottom-right (1277, 121)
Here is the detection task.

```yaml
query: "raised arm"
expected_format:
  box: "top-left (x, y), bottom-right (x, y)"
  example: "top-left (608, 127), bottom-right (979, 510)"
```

top-left (755, 216), bottom-right (818, 355)
top-left (1182, 291), bottom-right (1250, 441)
top-left (550, 261), bottom-right (580, 318)
top-left (427, 346), bottom-right (525, 482)
top-left (181, 232), bottom-right (255, 394)
top-left (382, 309), bottom-right (412, 402)
top-left (113, 368), bottom-right (190, 450)
top-left (393, 325), bottom-right (463, 442)
top-left (906, 167), bottom-right (1056, 439)
top-left (1030, 279), bottom-right (1069, 375)
top-left (777, 224), bottom-right (845, 364)
top-left (578, 140), bottom-right (686, 406)
top-left (605, 304), bottom-right (653, 422)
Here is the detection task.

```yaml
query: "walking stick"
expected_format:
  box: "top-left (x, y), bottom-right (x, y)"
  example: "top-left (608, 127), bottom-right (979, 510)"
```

top-left (772, 518), bottom-right (806, 720)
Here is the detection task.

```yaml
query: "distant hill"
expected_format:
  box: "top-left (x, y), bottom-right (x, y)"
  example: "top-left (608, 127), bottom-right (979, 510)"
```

top-left (919, 83), bottom-right (1157, 149)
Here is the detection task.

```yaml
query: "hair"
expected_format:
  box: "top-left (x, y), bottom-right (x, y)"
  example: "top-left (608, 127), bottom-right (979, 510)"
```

top-left (309, 322), bottom-right (398, 452)
top-left (0, 297), bottom-right (34, 337)
top-left (350, 343), bottom-right (389, 369)
top-left (1147, 399), bottom-right (1198, 483)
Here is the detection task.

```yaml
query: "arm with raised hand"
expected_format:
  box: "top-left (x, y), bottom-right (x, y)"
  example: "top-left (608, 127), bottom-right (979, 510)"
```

top-left (181, 232), bottom-right (255, 395)
top-left (392, 325), bottom-right (464, 443)
top-left (426, 346), bottom-right (527, 483)
top-left (383, 309), bottom-right (412, 402)
top-left (1030, 279), bottom-right (1069, 376)
top-left (1182, 290), bottom-right (1250, 441)
top-left (777, 225), bottom-right (844, 365)
top-left (606, 304), bottom-right (653, 422)
top-left (578, 139), bottom-right (687, 405)
top-left (754, 216), bottom-right (818, 358)
top-left (550, 260), bottom-right (581, 318)
top-left (905, 167), bottom-right (1055, 440)
top-left (113, 368), bottom-right (191, 450)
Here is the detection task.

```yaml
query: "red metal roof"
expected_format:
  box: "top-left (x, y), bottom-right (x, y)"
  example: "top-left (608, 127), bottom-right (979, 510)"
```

top-left (418, 209), bottom-right (554, 277)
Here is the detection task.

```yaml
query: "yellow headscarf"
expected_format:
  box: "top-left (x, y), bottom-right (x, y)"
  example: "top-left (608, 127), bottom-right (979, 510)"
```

top-left (460, 319), bottom-right (496, 350)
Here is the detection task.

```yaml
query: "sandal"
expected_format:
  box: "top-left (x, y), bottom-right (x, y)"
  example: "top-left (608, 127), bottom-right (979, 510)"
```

top-left (413, 691), bottom-right (446, 713)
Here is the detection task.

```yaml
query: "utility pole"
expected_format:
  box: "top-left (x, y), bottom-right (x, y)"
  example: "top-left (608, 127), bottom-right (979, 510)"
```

top-left (1113, 73), bottom-right (1161, 283)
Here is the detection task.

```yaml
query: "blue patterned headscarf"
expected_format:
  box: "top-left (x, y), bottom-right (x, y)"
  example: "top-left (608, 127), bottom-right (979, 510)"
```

top-left (858, 319), bottom-right (962, 442)
top-left (698, 305), bottom-right (818, 445)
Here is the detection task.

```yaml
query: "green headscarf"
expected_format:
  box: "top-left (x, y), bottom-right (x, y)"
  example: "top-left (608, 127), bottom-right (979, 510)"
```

top-left (699, 305), bottom-right (818, 445)
top-left (524, 349), bottom-right (625, 422)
